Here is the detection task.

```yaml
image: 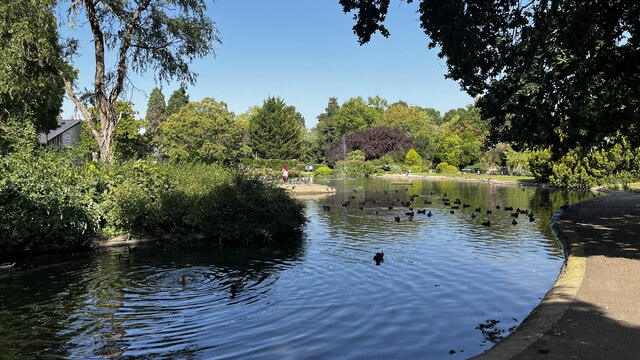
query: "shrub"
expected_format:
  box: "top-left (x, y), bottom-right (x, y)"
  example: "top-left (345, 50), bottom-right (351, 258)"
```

top-left (403, 148), bottom-right (423, 167)
top-left (334, 159), bottom-right (375, 177)
top-left (0, 150), bottom-right (100, 257)
top-left (314, 165), bottom-right (333, 176)
top-left (529, 148), bottom-right (553, 182)
top-left (435, 162), bottom-right (459, 174)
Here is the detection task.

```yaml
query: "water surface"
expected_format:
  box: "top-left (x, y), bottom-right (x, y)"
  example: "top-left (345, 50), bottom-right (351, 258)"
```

top-left (0, 178), bottom-right (592, 359)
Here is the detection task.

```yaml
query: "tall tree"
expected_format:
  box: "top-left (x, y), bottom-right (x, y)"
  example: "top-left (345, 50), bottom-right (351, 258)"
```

top-left (166, 87), bottom-right (190, 116)
top-left (340, 0), bottom-right (640, 153)
top-left (0, 0), bottom-right (64, 147)
top-left (145, 87), bottom-right (166, 134)
top-left (56, 0), bottom-right (218, 164)
top-left (249, 97), bottom-right (305, 159)
top-left (313, 97), bottom-right (340, 157)
top-left (156, 98), bottom-right (249, 163)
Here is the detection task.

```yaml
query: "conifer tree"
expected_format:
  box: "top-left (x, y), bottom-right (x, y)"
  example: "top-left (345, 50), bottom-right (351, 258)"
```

top-left (249, 97), bottom-right (305, 159)
top-left (166, 87), bottom-right (190, 116)
top-left (145, 87), bottom-right (166, 134)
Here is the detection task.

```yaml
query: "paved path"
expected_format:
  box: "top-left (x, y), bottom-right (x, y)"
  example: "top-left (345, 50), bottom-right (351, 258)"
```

top-left (477, 190), bottom-right (640, 359)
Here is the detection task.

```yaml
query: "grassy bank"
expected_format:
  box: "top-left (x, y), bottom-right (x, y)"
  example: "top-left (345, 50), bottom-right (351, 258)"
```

top-left (0, 150), bottom-right (306, 260)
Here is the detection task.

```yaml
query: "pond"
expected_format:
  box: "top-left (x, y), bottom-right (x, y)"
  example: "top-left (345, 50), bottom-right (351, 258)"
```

top-left (0, 178), bottom-right (593, 359)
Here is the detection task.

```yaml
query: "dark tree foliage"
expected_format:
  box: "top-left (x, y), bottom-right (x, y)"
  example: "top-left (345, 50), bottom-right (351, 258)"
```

top-left (0, 0), bottom-right (64, 134)
top-left (340, 0), bottom-right (640, 153)
top-left (326, 126), bottom-right (412, 165)
top-left (249, 97), bottom-right (305, 160)
top-left (166, 87), bottom-right (190, 116)
top-left (145, 87), bottom-right (166, 134)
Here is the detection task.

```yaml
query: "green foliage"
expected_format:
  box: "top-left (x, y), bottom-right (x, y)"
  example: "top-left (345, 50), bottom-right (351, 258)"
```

top-left (435, 162), bottom-right (459, 174)
top-left (529, 148), bottom-right (553, 182)
top-left (0, 116), bottom-right (39, 154)
top-left (334, 159), bottom-right (375, 177)
top-left (0, 150), bottom-right (99, 256)
top-left (0, 0), bottom-right (64, 135)
top-left (314, 165), bottom-right (333, 176)
top-left (503, 146), bottom-right (531, 176)
top-left (310, 97), bottom-right (341, 161)
top-left (145, 87), bottom-right (166, 134)
top-left (249, 97), bottom-right (305, 160)
top-left (166, 87), bottom-right (190, 116)
top-left (156, 98), bottom-right (250, 164)
top-left (403, 148), bottom-right (423, 167)
top-left (332, 97), bottom-right (381, 136)
top-left (346, 149), bottom-right (366, 162)
top-left (550, 138), bottom-right (640, 189)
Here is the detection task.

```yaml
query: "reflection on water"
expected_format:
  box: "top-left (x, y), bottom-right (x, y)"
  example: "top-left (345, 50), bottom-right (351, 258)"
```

top-left (0, 178), bottom-right (593, 359)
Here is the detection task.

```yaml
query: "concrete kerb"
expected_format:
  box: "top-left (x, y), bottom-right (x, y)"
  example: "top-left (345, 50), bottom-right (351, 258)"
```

top-left (473, 212), bottom-right (587, 359)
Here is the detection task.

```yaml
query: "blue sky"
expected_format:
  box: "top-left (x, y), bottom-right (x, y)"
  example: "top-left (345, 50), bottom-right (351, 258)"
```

top-left (59, 0), bottom-right (473, 128)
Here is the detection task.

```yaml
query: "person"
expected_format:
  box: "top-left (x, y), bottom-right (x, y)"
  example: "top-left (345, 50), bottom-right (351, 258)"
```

top-left (282, 164), bottom-right (289, 183)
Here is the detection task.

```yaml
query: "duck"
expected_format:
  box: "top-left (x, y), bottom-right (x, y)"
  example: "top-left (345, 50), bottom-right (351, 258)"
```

top-left (450, 210), bottom-right (455, 214)
top-left (405, 211), bottom-right (415, 216)
top-left (474, 207), bottom-right (481, 212)
top-left (373, 251), bottom-right (384, 264)
top-left (482, 220), bottom-right (491, 227)
top-left (486, 210), bottom-right (492, 215)
top-left (512, 219), bottom-right (518, 225)
top-left (0, 262), bottom-right (16, 269)
top-left (417, 209), bottom-right (427, 215)
top-left (471, 213), bottom-right (477, 219)
top-left (394, 216), bottom-right (401, 222)
top-left (427, 211), bottom-right (433, 217)
top-left (496, 205), bottom-right (501, 209)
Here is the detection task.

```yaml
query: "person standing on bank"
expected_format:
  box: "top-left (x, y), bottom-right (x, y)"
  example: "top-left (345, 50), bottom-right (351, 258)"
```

top-left (282, 164), bottom-right (289, 183)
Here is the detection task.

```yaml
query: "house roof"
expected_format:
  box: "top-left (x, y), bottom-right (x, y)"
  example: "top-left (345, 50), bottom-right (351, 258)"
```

top-left (38, 119), bottom-right (82, 144)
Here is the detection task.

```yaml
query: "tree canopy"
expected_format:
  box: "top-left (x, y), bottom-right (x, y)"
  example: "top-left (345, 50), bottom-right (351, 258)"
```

top-left (0, 0), bottom-right (64, 138)
top-left (167, 87), bottom-right (190, 116)
top-left (340, 0), bottom-right (640, 153)
top-left (156, 98), bottom-right (249, 163)
top-left (249, 97), bottom-right (305, 160)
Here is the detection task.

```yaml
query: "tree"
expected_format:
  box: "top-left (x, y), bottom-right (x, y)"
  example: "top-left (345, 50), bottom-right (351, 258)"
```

top-left (326, 126), bottom-right (412, 165)
top-left (0, 0), bottom-right (64, 146)
top-left (56, 0), bottom-right (218, 164)
top-left (333, 96), bottom-right (381, 136)
top-left (314, 97), bottom-right (340, 156)
top-left (340, 1), bottom-right (640, 153)
top-left (145, 87), bottom-right (166, 134)
top-left (249, 97), bottom-right (305, 159)
top-left (166, 87), bottom-right (190, 116)
top-left (156, 98), bottom-right (249, 163)
top-left (376, 101), bottom-right (431, 135)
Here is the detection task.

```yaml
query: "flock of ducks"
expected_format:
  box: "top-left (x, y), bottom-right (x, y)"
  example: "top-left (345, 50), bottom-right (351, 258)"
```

top-left (321, 187), bottom-right (558, 265)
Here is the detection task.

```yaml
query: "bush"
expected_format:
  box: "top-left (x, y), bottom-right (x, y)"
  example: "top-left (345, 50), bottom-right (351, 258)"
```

top-left (0, 150), bottom-right (100, 257)
top-left (529, 148), bottom-right (553, 182)
top-left (435, 162), bottom-right (459, 174)
top-left (403, 148), bottom-right (423, 167)
top-left (314, 165), bottom-right (333, 176)
top-left (334, 159), bottom-right (375, 177)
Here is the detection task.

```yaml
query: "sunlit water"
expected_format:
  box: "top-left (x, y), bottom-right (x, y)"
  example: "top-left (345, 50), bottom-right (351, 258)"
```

top-left (0, 178), bottom-right (593, 359)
